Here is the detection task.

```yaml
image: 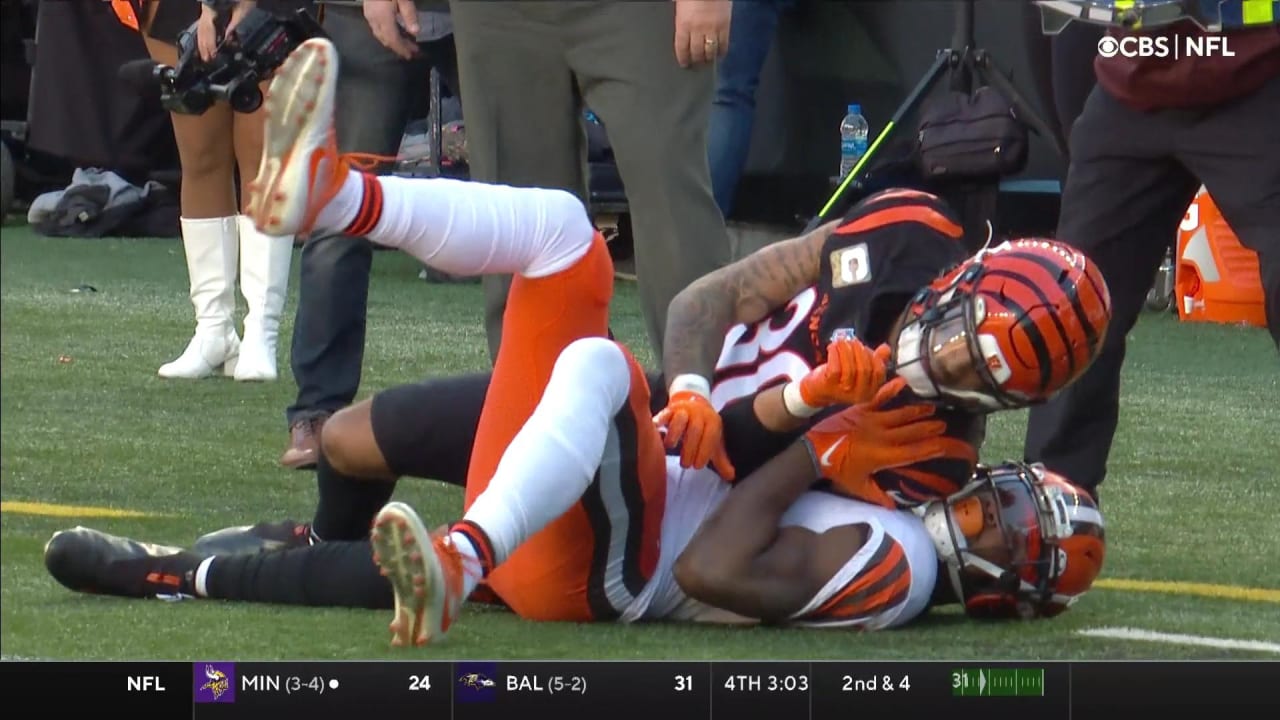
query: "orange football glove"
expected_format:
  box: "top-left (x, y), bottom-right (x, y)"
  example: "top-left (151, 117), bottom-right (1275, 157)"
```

top-left (796, 340), bottom-right (892, 410)
top-left (653, 389), bottom-right (736, 481)
top-left (802, 378), bottom-right (968, 500)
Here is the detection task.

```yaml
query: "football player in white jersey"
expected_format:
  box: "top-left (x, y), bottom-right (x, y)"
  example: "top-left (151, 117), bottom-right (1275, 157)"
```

top-left (671, 444), bottom-right (1106, 626)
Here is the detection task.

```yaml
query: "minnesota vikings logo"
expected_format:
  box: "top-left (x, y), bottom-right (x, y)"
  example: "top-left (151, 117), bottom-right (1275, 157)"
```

top-left (201, 665), bottom-right (230, 700)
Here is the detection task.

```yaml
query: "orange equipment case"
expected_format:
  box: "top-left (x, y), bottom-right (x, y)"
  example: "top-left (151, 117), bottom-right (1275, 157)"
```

top-left (1175, 188), bottom-right (1267, 328)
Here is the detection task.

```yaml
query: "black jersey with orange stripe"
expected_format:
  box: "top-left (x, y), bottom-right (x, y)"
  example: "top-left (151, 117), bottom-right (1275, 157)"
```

top-left (811, 188), bottom-right (969, 352)
top-left (711, 189), bottom-right (980, 488)
top-left (710, 189), bottom-right (968, 412)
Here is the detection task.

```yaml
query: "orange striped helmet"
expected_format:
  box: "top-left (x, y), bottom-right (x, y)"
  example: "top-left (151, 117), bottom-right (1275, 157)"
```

top-left (922, 461), bottom-right (1106, 619)
top-left (893, 239), bottom-right (1112, 411)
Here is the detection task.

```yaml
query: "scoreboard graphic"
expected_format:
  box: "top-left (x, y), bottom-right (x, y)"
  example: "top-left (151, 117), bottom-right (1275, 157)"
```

top-left (3, 660), bottom-right (1274, 719)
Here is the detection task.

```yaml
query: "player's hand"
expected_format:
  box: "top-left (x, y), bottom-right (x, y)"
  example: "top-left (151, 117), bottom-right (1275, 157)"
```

top-left (803, 378), bottom-right (966, 498)
top-left (654, 390), bottom-right (736, 481)
top-left (364, 0), bottom-right (420, 60)
top-left (673, 0), bottom-right (731, 67)
top-left (798, 340), bottom-right (891, 409)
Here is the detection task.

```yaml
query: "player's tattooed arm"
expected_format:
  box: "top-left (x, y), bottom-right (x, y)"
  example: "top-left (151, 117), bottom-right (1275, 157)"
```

top-left (661, 221), bottom-right (838, 386)
top-left (674, 442), bottom-right (843, 622)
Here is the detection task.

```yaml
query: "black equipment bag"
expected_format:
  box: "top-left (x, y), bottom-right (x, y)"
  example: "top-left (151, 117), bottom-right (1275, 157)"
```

top-left (916, 86), bottom-right (1029, 180)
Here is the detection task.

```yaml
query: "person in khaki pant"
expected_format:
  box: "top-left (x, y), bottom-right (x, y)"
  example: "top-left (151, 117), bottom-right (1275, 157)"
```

top-left (447, 0), bottom-right (734, 360)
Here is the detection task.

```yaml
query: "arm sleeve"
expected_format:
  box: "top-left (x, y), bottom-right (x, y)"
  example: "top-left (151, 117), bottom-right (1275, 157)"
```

top-left (719, 395), bottom-right (806, 481)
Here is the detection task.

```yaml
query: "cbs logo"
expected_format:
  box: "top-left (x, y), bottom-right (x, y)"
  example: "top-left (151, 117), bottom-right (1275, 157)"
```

top-left (1097, 35), bottom-right (1172, 58)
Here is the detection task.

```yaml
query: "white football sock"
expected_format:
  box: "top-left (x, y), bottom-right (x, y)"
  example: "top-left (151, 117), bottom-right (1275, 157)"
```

top-left (194, 557), bottom-right (214, 598)
top-left (313, 171), bottom-right (363, 231)
top-left (319, 174), bottom-right (594, 279)
top-left (460, 338), bottom-right (633, 570)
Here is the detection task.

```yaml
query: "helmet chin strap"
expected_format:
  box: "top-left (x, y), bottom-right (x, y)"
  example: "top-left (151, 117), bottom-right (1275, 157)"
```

top-left (961, 552), bottom-right (1039, 595)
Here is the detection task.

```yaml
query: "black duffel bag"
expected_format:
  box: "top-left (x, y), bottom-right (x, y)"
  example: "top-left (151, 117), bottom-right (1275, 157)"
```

top-left (916, 86), bottom-right (1029, 180)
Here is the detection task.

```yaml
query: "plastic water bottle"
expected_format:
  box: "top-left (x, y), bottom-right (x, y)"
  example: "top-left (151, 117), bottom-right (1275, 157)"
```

top-left (839, 103), bottom-right (869, 181)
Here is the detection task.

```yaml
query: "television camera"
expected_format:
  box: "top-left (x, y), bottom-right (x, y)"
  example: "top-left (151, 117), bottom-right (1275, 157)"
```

top-left (118, 6), bottom-right (326, 115)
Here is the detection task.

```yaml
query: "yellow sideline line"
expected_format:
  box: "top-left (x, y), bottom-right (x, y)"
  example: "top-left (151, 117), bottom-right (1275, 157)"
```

top-left (1095, 578), bottom-right (1280, 604)
top-left (0, 501), bottom-right (166, 519)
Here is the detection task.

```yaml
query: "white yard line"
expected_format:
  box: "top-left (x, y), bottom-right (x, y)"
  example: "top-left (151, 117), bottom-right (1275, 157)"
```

top-left (1078, 627), bottom-right (1280, 654)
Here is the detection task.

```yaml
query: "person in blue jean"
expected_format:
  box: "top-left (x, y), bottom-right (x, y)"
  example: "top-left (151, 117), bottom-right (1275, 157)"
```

top-left (282, 2), bottom-right (459, 469)
top-left (707, 0), bottom-right (794, 218)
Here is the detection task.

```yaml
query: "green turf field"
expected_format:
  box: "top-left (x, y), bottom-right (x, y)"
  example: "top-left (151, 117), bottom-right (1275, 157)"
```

top-left (2, 224), bottom-right (1277, 661)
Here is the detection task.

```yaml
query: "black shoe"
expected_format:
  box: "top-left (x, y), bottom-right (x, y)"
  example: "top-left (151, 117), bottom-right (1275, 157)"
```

top-left (192, 519), bottom-right (314, 556)
top-left (44, 526), bottom-right (203, 599)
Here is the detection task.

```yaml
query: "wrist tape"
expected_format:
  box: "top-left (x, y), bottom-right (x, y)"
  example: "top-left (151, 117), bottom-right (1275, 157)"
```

top-left (782, 381), bottom-right (821, 419)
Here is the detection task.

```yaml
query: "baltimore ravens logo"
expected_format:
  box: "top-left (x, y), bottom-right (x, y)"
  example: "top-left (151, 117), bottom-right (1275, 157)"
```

top-left (459, 672), bottom-right (495, 689)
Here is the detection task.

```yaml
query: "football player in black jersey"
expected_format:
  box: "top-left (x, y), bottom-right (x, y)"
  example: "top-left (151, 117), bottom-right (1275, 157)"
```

top-left (658, 187), bottom-right (981, 487)
top-left (658, 186), bottom-right (1112, 505)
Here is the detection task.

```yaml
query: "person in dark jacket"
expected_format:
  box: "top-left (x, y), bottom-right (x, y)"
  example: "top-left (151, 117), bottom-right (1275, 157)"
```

top-left (1024, 17), bottom-right (1280, 499)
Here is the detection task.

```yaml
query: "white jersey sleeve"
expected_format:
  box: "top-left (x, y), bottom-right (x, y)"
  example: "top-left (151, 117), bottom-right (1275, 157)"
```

top-left (781, 491), bottom-right (938, 630)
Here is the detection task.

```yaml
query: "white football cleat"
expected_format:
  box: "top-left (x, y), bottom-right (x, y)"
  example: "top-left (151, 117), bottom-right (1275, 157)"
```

top-left (371, 502), bottom-right (468, 647)
top-left (245, 38), bottom-right (344, 238)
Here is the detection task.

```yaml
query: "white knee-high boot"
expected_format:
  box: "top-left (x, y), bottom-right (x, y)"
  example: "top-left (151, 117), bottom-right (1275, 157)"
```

top-left (234, 215), bottom-right (294, 382)
top-left (158, 216), bottom-right (242, 379)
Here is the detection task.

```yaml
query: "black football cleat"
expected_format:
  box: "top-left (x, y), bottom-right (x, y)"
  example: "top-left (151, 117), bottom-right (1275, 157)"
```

top-left (191, 519), bottom-right (314, 556)
top-left (44, 526), bottom-right (203, 599)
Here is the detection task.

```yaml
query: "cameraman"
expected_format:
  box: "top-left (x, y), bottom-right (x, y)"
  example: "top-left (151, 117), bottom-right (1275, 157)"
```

top-left (117, 0), bottom-right (307, 382)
